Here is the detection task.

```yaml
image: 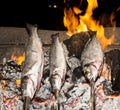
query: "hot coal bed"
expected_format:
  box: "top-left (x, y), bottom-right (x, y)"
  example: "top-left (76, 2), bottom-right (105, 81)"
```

top-left (0, 27), bottom-right (120, 110)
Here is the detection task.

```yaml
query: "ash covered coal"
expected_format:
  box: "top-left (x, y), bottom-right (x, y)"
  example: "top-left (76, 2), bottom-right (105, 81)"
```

top-left (0, 47), bottom-right (91, 110)
top-left (0, 59), bottom-right (21, 80)
top-left (94, 77), bottom-right (120, 110)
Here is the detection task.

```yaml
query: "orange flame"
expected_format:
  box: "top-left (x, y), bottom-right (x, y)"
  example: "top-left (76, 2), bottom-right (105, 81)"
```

top-left (63, 0), bottom-right (116, 50)
top-left (1, 80), bottom-right (6, 90)
top-left (16, 80), bottom-right (21, 88)
top-left (11, 52), bottom-right (25, 65)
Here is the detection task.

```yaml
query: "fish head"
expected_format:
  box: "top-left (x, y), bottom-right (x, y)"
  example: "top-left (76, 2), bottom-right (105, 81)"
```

top-left (50, 68), bottom-right (64, 93)
top-left (22, 75), bottom-right (36, 98)
top-left (50, 74), bottom-right (62, 93)
top-left (83, 65), bottom-right (98, 82)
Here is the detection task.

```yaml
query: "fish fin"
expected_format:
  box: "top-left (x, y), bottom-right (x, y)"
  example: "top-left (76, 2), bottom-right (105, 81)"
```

top-left (51, 33), bottom-right (59, 40)
top-left (23, 96), bottom-right (31, 110)
top-left (26, 23), bottom-right (38, 36)
top-left (88, 30), bottom-right (97, 37)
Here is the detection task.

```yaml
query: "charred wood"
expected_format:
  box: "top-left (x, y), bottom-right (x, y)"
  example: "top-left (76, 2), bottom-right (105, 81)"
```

top-left (63, 31), bottom-right (90, 59)
top-left (104, 49), bottom-right (120, 91)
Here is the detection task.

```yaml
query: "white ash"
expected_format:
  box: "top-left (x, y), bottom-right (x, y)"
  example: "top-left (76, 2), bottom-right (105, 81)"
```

top-left (32, 99), bottom-right (54, 110)
top-left (103, 80), bottom-right (120, 95)
top-left (35, 77), bottom-right (52, 100)
top-left (101, 98), bottom-right (120, 110)
top-left (94, 76), bottom-right (106, 89)
top-left (63, 84), bottom-right (90, 110)
top-left (67, 56), bottom-right (81, 72)
top-left (3, 80), bottom-right (21, 98)
top-left (63, 43), bottom-right (86, 83)
top-left (32, 61), bottom-right (91, 110)
top-left (14, 99), bottom-right (23, 110)
top-left (1, 49), bottom-right (120, 110)
top-left (95, 76), bottom-right (120, 110)
top-left (72, 66), bottom-right (87, 83)
top-left (59, 79), bottom-right (90, 110)
top-left (0, 59), bottom-right (21, 80)
top-left (43, 50), bottom-right (50, 70)
top-left (67, 83), bottom-right (87, 98)
top-left (0, 82), bottom-right (3, 109)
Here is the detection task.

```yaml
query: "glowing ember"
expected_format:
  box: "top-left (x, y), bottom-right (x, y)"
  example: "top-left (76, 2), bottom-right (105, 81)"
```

top-left (11, 52), bottom-right (25, 65)
top-left (16, 80), bottom-right (21, 88)
top-left (1, 80), bottom-right (6, 90)
top-left (64, 6), bottom-right (81, 36)
top-left (101, 63), bottom-right (111, 80)
top-left (63, 0), bottom-right (116, 50)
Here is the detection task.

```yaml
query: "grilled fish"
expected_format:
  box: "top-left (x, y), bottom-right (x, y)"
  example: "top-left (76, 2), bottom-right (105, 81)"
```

top-left (21, 23), bottom-right (44, 110)
top-left (81, 31), bottom-right (104, 82)
top-left (49, 33), bottom-right (66, 110)
top-left (80, 31), bottom-right (104, 110)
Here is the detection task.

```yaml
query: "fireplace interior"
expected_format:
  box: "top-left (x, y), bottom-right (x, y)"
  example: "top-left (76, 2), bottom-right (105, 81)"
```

top-left (0, 0), bottom-right (120, 110)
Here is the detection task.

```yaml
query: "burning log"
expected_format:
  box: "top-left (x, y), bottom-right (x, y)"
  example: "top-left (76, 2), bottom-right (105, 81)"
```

top-left (104, 49), bottom-right (120, 91)
top-left (63, 31), bottom-right (89, 59)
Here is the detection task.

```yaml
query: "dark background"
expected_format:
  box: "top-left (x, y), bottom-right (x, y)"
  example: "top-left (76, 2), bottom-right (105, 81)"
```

top-left (0, 0), bottom-right (119, 30)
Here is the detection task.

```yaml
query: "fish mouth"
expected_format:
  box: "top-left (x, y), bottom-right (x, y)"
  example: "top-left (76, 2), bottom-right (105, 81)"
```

top-left (85, 72), bottom-right (93, 82)
top-left (50, 73), bottom-right (62, 93)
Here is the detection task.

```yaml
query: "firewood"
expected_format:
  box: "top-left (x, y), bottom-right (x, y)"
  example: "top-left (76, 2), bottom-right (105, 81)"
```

top-left (104, 49), bottom-right (120, 91)
top-left (63, 31), bottom-right (90, 59)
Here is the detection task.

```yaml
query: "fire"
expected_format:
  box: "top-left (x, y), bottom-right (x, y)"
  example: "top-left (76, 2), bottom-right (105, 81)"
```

top-left (63, 0), bottom-right (116, 49)
top-left (1, 80), bottom-right (6, 90)
top-left (16, 80), bottom-right (21, 88)
top-left (11, 52), bottom-right (25, 65)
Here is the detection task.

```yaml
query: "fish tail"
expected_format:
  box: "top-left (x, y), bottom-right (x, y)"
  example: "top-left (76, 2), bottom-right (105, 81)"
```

top-left (51, 33), bottom-right (59, 40)
top-left (88, 30), bottom-right (97, 37)
top-left (23, 96), bottom-right (31, 110)
top-left (26, 23), bottom-right (38, 36)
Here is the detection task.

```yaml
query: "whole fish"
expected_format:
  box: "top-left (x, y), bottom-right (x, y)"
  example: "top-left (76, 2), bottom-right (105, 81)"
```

top-left (80, 31), bottom-right (104, 110)
top-left (49, 33), bottom-right (66, 110)
top-left (81, 31), bottom-right (104, 82)
top-left (21, 23), bottom-right (44, 110)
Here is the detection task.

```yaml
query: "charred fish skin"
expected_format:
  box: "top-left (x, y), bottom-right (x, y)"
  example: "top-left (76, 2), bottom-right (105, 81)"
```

top-left (50, 33), bottom-right (66, 93)
top-left (21, 23), bottom-right (44, 110)
top-left (81, 31), bottom-right (104, 82)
